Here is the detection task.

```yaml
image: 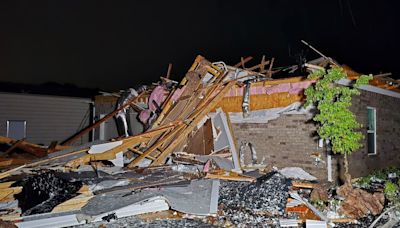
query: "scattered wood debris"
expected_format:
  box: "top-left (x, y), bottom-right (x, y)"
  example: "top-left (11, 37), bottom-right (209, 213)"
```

top-left (0, 55), bottom-right (398, 227)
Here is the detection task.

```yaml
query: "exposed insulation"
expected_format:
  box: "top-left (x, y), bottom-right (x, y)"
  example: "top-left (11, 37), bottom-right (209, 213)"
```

top-left (215, 92), bottom-right (304, 113)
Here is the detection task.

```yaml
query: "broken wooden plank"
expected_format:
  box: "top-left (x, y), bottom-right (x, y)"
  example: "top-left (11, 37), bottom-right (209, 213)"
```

top-left (0, 139), bottom-right (26, 157)
top-left (166, 63), bottom-right (173, 79)
top-left (151, 81), bottom-right (236, 166)
top-left (46, 141), bottom-right (59, 153)
top-left (233, 56), bottom-right (253, 68)
top-left (0, 187), bottom-right (22, 202)
top-left (0, 136), bottom-right (47, 157)
top-left (66, 122), bottom-right (179, 168)
top-left (0, 157), bottom-right (31, 167)
top-left (205, 170), bottom-right (255, 182)
top-left (292, 181), bottom-right (318, 189)
top-left (128, 148), bottom-right (156, 160)
top-left (247, 60), bottom-right (270, 71)
top-left (0, 182), bottom-right (15, 189)
top-left (51, 193), bottom-right (93, 213)
top-left (127, 124), bottom-right (185, 168)
top-left (25, 148), bottom-right (89, 168)
top-left (0, 165), bottom-right (26, 180)
top-left (61, 92), bottom-right (144, 146)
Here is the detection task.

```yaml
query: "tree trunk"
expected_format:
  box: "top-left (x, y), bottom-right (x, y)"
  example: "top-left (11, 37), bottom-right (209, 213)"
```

top-left (343, 153), bottom-right (352, 185)
top-left (344, 153), bottom-right (349, 174)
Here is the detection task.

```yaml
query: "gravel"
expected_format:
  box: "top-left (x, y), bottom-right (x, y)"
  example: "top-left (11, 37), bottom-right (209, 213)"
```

top-left (217, 172), bottom-right (291, 227)
top-left (72, 216), bottom-right (217, 228)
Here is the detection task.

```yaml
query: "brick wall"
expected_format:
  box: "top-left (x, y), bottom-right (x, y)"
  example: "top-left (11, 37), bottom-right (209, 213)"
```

top-left (231, 89), bottom-right (400, 182)
top-left (347, 90), bottom-right (400, 177)
top-left (232, 114), bottom-right (329, 181)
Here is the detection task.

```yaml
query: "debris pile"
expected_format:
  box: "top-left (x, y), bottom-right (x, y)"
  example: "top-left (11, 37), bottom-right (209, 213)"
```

top-left (0, 55), bottom-right (399, 227)
top-left (218, 172), bottom-right (291, 226)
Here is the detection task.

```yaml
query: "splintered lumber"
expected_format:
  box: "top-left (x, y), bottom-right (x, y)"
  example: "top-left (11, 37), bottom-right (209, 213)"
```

top-left (0, 139), bottom-right (25, 157)
top-left (151, 60), bottom-right (197, 128)
top-left (160, 71), bottom-right (203, 124)
top-left (234, 56), bottom-right (253, 68)
top-left (166, 63), bottom-right (173, 79)
top-left (292, 181), bottom-right (318, 189)
top-left (0, 158), bottom-right (31, 167)
top-left (138, 210), bottom-right (183, 221)
top-left (151, 81), bottom-right (236, 166)
top-left (61, 92), bottom-right (144, 146)
top-left (0, 182), bottom-right (15, 189)
top-left (247, 60), bottom-right (270, 71)
top-left (127, 124), bottom-right (185, 168)
top-left (0, 165), bottom-right (26, 180)
top-left (205, 170), bottom-right (256, 182)
top-left (25, 148), bottom-right (89, 168)
top-left (330, 218), bottom-right (357, 223)
top-left (46, 141), bottom-right (59, 153)
top-left (0, 187), bottom-right (22, 202)
top-left (65, 122), bottom-right (179, 168)
top-left (0, 136), bottom-right (47, 157)
top-left (128, 148), bottom-right (156, 160)
top-left (52, 189), bottom-right (93, 213)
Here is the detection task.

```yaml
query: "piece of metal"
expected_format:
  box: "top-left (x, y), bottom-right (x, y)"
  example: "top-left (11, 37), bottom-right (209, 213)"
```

top-left (242, 81), bottom-right (251, 118)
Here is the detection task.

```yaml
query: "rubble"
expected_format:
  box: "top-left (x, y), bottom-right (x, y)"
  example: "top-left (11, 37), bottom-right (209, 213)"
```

top-left (0, 55), bottom-right (399, 227)
top-left (218, 172), bottom-right (291, 226)
top-left (337, 175), bottom-right (385, 219)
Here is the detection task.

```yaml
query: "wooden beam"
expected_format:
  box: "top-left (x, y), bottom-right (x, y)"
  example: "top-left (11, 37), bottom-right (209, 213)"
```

top-left (26, 148), bottom-right (89, 168)
top-left (151, 81), bottom-right (236, 166)
top-left (128, 148), bottom-right (156, 161)
top-left (0, 187), bottom-right (22, 202)
top-left (0, 136), bottom-right (47, 157)
top-left (61, 92), bottom-right (144, 146)
top-left (292, 181), bottom-right (317, 189)
top-left (46, 141), bottom-right (58, 153)
top-left (0, 139), bottom-right (25, 157)
top-left (205, 170), bottom-right (255, 182)
top-left (0, 165), bottom-right (26, 180)
top-left (233, 56), bottom-right (253, 68)
top-left (166, 63), bottom-right (173, 79)
top-left (247, 59), bottom-right (270, 71)
top-left (65, 122), bottom-right (179, 168)
top-left (267, 57), bottom-right (275, 77)
top-left (127, 124), bottom-right (185, 168)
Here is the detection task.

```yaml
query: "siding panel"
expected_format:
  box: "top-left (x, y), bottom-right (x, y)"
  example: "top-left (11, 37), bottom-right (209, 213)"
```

top-left (0, 93), bottom-right (91, 145)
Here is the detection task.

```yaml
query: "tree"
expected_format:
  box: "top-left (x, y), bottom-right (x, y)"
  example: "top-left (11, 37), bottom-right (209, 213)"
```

top-left (304, 67), bottom-right (372, 175)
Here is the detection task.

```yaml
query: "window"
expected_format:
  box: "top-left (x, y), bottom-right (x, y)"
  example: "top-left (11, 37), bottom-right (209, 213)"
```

top-left (6, 120), bottom-right (27, 140)
top-left (367, 107), bottom-right (376, 155)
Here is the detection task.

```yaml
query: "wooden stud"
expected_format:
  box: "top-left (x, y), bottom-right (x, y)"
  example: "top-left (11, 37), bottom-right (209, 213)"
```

top-left (166, 63), bottom-right (173, 79)
top-left (151, 81), bottom-right (236, 166)
top-left (127, 124), bottom-right (185, 168)
top-left (65, 123), bottom-right (179, 168)
top-left (0, 139), bottom-right (25, 157)
top-left (234, 56), bottom-right (253, 68)
top-left (62, 92), bottom-right (145, 146)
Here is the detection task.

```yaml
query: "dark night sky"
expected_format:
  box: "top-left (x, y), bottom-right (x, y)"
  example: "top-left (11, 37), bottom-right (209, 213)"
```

top-left (0, 1), bottom-right (399, 91)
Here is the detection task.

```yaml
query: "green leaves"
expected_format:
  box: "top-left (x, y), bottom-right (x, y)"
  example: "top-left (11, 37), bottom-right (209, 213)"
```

top-left (305, 67), bottom-right (371, 155)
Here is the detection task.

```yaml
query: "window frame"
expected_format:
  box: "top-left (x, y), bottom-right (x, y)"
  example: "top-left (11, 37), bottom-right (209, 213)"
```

top-left (6, 120), bottom-right (27, 139)
top-left (367, 107), bottom-right (377, 155)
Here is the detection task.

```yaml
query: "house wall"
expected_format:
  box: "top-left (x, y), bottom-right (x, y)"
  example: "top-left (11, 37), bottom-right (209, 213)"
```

top-left (232, 114), bottom-right (331, 181)
top-left (348, 90), bottom-right (400, 177)
top-left (231, 89), bottom-right (400, 181)
top-left (0, 92), bottom-right (91, 145)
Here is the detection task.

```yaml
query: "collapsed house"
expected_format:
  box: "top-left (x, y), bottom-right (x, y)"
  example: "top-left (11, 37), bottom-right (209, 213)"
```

top-left (0, 55), bottom-right (399, 227)
top-left (92, 56), bottom-right (400, 182)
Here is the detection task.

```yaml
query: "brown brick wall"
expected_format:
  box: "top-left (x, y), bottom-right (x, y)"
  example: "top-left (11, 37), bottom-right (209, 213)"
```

top-left (232, 114), bottom-right (329, 181)
top-left (232, 90), bottom-right (400, 181)
top-left (347, 90), bottom-right (400, 177)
